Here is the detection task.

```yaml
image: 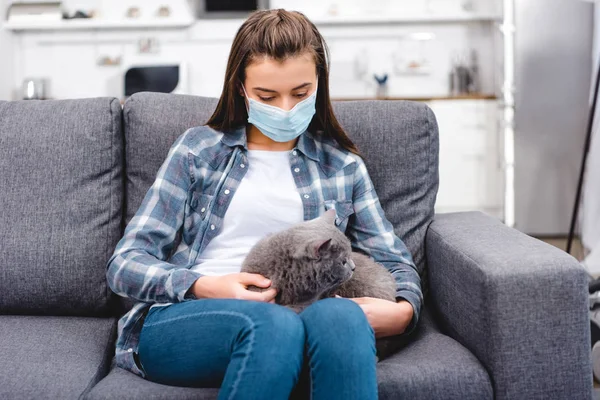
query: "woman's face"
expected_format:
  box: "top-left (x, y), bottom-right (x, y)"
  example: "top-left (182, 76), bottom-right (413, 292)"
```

top-left (243, 52), bottom-right (317, 111)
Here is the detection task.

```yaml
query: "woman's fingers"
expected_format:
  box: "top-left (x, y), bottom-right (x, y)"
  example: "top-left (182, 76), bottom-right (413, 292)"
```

top-left (239, 287), bottom-right (278, 302)
top-left (237, 272), bottom-right (271, 288)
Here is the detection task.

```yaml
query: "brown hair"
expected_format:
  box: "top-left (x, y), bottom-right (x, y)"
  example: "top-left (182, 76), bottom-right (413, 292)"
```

top-left (205, 8), bottom-right (360, 155)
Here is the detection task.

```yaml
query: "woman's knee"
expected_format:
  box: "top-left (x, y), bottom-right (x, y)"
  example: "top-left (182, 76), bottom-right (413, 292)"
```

top-left (300, 298), bottom-right (375, 350)
top-left (231, 302), bottom-right (306, 374)
top-left (301, 297), bottom-right (369, 330)
top-left (246, 301), bottom-right (306, 346)
top-left (299, 298), bottom-right (376, 365)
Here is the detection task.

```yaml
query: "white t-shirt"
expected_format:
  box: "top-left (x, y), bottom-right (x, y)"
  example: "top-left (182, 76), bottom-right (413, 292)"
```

top-left (191, 148), bottom-right (304, 276)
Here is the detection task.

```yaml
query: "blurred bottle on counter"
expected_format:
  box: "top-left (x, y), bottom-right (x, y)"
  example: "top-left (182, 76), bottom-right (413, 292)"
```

top-left (373, 73), bottom-right (389, 99)
top-left (21, 78), bottom-right (49, 100)
top-left (449, 49), bottom-right (479, 96)
top-left (469, 49), bottom-right (480, 93)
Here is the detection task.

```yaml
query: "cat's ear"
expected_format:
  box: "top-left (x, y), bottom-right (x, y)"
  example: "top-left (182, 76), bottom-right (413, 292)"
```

top-left (321, 209), bottom-right (336, 225)
top-left (293, 238), bottom-right (333, 260)
top-left (311, 238), bottom-right (332, 259)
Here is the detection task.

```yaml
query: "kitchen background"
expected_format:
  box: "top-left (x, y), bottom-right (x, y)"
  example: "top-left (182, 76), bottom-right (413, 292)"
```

top-left (0, 0), bottom-right (596, 247)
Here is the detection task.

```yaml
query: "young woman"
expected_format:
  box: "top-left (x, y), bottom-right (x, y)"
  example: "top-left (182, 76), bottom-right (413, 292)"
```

top-left (106, 8), bottom-right (422, 400)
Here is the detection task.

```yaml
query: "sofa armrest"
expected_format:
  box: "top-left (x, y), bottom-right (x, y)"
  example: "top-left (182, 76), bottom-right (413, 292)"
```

top-left (426, 211), bottom-right (593, 400)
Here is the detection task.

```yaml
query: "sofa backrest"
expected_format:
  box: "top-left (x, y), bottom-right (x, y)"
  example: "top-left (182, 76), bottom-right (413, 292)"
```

top-left (332, 100), bottom-right (439, 276)
top-left (0, 98), bottom-right (123, 316)
top-left (123, 92), bottom-right (439, 276)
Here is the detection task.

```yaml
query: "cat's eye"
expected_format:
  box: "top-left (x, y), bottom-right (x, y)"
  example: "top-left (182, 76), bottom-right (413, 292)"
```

top-left (345, 258), bottom-right (356, 271)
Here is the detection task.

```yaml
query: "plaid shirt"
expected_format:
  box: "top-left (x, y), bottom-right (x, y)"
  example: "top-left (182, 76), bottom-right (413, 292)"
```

top-left (106, 125), bottom-right (423, 378)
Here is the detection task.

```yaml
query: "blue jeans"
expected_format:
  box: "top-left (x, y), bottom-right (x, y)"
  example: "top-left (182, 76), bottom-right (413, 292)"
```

top-left (137, 297), bottom-right (378, 400)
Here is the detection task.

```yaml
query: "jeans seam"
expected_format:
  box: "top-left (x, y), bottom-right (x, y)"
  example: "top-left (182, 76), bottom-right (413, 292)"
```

top-left (228, 316), bottom-right (255, 400)
top-left (142, 309), bottom-right (255, 399)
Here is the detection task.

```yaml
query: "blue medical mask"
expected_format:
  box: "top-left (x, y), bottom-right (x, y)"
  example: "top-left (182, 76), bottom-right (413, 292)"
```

top-left (242, 82), bottom-right (318, 142)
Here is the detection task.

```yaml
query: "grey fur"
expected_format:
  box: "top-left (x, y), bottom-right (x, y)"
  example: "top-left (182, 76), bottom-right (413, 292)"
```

top-left (241, 209), bottom-right (408, 360)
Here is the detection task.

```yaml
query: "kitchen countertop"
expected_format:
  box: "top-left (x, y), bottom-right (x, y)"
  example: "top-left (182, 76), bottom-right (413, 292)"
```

top-left (331, 94), bottom-right (498, 102)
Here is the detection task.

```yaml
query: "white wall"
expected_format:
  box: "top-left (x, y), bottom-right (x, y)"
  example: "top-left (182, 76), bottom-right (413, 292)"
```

top-left (270, 0), bottom-right (500, 17)
top-left (0, 0), bottom-right (15, 100)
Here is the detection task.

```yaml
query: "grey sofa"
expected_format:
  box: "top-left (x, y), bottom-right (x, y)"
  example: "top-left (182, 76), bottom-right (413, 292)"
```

top-left (0, 92), bottom-right (593, 400)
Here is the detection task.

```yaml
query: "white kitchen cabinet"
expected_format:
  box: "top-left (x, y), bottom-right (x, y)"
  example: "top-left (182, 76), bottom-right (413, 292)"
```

top-left (427, 99), bottom-right (503, 218)
top-left (18, 33), bottom-right (103, 99)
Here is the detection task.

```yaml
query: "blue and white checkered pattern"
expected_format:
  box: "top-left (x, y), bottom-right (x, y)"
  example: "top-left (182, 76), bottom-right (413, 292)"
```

top-left (106, 125), bottom-right (423, 378)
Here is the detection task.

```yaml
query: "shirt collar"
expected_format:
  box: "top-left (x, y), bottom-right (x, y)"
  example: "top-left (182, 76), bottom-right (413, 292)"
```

top-left (220, 125), bottom-right (320, 163)
top-left (220, 125), bottom-right (247, 148)
top-left (295, 129), bottom-right (320, 162)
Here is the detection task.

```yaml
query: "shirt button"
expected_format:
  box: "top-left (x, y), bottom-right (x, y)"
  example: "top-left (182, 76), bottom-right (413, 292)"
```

top-left (210, 224), bottom-right (216, 230)
top-left (294, 168), bottom-right (300, 173)
top-left (200, 207), bottom-right (206, 213)
top-left (224, 189), bottom-right (230, 195)
top-left (292, 151), bottom-right (297, 156)
top-left (127, 348), bottom-right (133, 353)
top-left (240, 163), bottom-right (245, 168)
top-left (304, 194), bottom-right (310, 199)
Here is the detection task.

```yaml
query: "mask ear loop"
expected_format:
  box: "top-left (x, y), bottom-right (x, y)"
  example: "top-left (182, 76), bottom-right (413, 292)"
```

top-left (240, 83), bottom-right (251, 114)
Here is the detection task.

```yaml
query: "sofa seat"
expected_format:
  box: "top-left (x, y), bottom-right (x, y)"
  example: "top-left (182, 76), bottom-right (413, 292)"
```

top-left (86, 302), bottom-right (492, 400)
top-left (0, 316), bottom-right (117, 399)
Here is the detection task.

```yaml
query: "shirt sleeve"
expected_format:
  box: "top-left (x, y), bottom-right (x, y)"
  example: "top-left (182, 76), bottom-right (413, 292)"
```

top-left (346, 157), bottom-right (423, 336)
top-left (106, 128), bottom-right (203, 304)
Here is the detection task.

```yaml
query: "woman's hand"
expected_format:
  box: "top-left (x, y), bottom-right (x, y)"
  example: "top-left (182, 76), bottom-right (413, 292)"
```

top-left (191, 273), bottom-right (278, 303)
top-left (337, 296), bottom-right (414, 338)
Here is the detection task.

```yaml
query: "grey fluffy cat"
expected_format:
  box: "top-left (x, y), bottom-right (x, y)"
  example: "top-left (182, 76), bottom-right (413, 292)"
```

top-left (241, 209), bottom-right (409, 361)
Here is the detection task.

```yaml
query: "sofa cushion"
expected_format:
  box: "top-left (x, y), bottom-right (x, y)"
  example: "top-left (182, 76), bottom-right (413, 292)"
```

top-left (376, 301), bottom-right (493, 399)
top-left (0, 98), bottom-right (123, 315)
top-left (0, 315), bottom-right (117, 399)
top-left (122, 93), bottom-right (438, 278)
top-left (85, 301), bottom-right (491, 399)
top-left (84, 364), bottom-right (220, 400)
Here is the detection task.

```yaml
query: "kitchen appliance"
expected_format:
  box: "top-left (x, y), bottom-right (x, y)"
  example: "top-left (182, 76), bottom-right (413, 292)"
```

top-left (124, 64), bottom-right (188, 98)
top-left (513, 0), bottom-right (593, 235)
top-left (194, 0), bottom-right (269, 18)
top-left (21, 78), bottom-right (48, 100)
top-left (573, 3), bottom-right (600, 275)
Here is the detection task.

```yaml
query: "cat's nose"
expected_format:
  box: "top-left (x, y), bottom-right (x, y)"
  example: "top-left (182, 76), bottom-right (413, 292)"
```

top-left (347, 258), bottom-right (355, 271)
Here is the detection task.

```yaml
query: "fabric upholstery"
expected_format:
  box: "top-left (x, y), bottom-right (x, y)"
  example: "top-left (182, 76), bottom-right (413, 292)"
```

top-left (427, 211), bottom-right (594, 400)
top-left (85, 362), bottom-right (220, 400)
top-left (0, 316), bottom-right (117, 399)
top-left (0, 98), bottom-right (123, 316)
top-left (85, 301), bottom-right (492, 400)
